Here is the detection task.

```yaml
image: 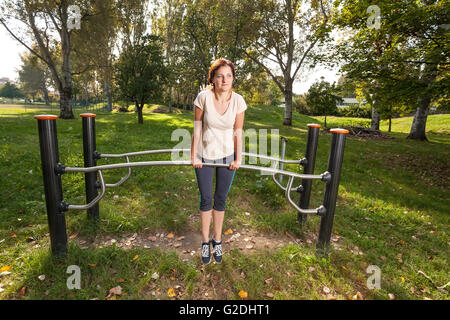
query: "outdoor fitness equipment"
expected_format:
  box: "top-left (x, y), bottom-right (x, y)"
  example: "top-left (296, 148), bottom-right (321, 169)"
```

top-left (34, 113), bottom-right (348, 257)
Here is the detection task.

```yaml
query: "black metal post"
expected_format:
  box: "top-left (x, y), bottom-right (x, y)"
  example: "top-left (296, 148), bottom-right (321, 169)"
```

top-left (298, 124), bottom-right (321, 227)
top-left (35, 115), bottom-right (67, 257)
top-left (316, 128), bottom-right (348, 256)
top-left (81, 113), bottom-right (99, 220)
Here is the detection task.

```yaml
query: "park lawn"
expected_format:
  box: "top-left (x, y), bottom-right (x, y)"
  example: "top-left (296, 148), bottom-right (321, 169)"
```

top-left (0, 105), bottom-right (448, 300)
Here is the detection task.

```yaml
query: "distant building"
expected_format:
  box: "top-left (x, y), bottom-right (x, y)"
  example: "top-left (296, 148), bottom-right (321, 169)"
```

top-left (336, 97), bottom-right (366, 109)
top-left (0, 77), bottom-right (14, 86)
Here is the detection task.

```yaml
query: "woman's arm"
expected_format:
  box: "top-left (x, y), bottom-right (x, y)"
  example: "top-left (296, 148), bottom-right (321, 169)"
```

top-left (191, 106), bottom-right (204, 167)
top-left (230, 111), bottom-right (245, 170)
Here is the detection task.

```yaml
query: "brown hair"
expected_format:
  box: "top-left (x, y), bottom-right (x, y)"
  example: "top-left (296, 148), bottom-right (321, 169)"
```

top-left (207, 58), bottom-right (235, 89)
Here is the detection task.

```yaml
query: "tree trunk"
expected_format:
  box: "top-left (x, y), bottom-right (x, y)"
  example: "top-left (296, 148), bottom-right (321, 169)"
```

top-left (60, 87), bottom-right (73, 118)
top-left (371, 107), bottom-right (380, 131)
top-left (42, 85), bottom-right (50, 105)
top-left (136, 101), bottom-right (144, 124)
top-left (407, 97), bottom-right (430, 141)
top-left (407, 64), bottom-right (437, 141)
top-left (283, 87), bottom-right (293, 126)
top-left (105, 81), bottom-right (112, 112)
top-left (388, 116), bottom-right (392, 132)
top-left (59, 6), bottom-right (74, 119)
top-left (324, 115), bottom-right (327, 128)
top-left (167, 86), bottom-right (172, 113)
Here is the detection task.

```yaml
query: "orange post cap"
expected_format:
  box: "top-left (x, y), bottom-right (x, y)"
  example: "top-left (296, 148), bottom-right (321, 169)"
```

top-left (34, 115), bottom-right (58, 120)
top-left (330, 128), bottom-right (349, 134)
top-left (80, 113), bottom-right (96, 118)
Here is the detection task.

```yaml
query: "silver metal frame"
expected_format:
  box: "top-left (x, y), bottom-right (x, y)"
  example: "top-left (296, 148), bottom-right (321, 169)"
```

top-left (67, 170), bottom-right (106, 211)
top-left (63, 149), bottom-right (329, 215)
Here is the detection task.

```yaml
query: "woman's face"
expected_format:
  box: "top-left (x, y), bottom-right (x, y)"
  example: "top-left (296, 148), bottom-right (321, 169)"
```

top-left (213, 65), bottom-right (234, 92)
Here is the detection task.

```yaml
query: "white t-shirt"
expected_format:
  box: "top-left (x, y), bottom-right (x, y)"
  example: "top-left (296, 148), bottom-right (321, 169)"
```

top-left (193, 89), bottom-right (247, 160)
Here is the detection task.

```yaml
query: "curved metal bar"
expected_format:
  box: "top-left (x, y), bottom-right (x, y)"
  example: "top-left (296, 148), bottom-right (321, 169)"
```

top-left (271, 160), bottom-right (301, 191)
top-left (100, 149), bottom-right (302, 164)
top-left (64, 161), bottom-right (325, 180)
top-left (285, 175), bottom-right (322, 215)
top-left (105, 156), bottom-right (132, 188)
top-left (68, 170), bottom-right (106, 211)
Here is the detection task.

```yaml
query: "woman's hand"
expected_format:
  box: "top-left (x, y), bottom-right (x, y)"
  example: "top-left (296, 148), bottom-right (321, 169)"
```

top-left (228, 160), bottom-right (241, 170)
top-left (191, 156), bottom-right (203, 168)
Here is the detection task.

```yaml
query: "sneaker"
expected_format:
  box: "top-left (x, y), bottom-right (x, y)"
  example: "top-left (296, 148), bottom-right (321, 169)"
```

top-left (211, 238), bottom-right (223, 263)
top-left (201, 242), bottom-right (211, 265)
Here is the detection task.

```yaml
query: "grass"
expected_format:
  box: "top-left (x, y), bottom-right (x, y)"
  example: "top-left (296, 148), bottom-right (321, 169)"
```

top-left (0, 104), bottom-right (448, 300)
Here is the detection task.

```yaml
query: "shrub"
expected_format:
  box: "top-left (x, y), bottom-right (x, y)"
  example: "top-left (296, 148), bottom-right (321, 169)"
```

top-left (336, 104), bottom-right (371, 118)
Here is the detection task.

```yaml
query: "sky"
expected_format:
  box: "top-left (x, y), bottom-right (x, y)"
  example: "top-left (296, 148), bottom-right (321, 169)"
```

top-left (0, 21), bottom-right (341, 94)
top-left (0, 26), bottom-right (26, 82)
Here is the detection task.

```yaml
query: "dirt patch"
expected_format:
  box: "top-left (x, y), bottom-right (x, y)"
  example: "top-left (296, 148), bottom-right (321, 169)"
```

top-left (71, 212), bottom-right (320, 264)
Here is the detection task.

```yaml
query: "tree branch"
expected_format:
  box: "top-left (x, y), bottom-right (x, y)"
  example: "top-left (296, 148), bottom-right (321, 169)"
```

top-left (0, 18), bottom-right (49, 66)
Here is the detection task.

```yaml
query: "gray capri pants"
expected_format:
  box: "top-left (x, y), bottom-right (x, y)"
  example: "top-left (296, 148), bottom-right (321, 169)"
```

top-left (194, 152), bottom-right (236, 212)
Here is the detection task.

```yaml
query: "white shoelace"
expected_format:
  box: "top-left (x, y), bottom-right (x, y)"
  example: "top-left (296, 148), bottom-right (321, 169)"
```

top-left (202, 244), bottom-right (210, 257)
top-left (213, 243), bottom-right (222, 256)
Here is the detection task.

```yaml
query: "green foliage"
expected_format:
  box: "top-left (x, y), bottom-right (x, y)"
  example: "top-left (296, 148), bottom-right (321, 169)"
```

top-left (306, 80), bottom-right (342, 117)
top-left (293, 94), bottom-right (312, 115)
top-left (336, 104), bottom-right (372, 118)
top-left (333, 0), bottom-right (449, 138)
top-left (114, 34), bottom-right (169, 108)
top-left (0, 82), bottom-right (24, 99)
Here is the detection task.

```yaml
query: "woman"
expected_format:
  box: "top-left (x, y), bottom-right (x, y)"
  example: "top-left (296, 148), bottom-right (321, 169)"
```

top-left (190, 58), bottom-right (247, 264)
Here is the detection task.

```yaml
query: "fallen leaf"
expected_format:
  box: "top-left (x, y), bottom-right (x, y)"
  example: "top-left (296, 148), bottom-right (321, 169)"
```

top-left (151, 272), bottom-right (159, 280)
top-left (168, 288), bottom-right (176, 297)
top-left (167, 233), bottom-right (174, 238)
top-left (323, 286), bottom-right (331, 294)
top-left (88, 264), bottom-right (96, 267)
top-left (266, 292), bottom-right (274, 298)
top-left (285, 231), bottom-right (294, 239)
top-left (265, 278), bottom-right (273, 285)
top-left (38, 275), bottom-right (45, 281)
top-left (173, 242), bottom-right (182, 248)
top-left (224, 229), bottom-right (233, 235)
top-left (69, 233), bottom-right (78, 239)
top-left (132, 254), bottom-right (139, 261)
top-left (109, 286), bottom-right (122, 296)
top-left (388, 293), bottom-right (395, 300)
top-left (0, 266), bottom-right (11, 272)
top-left (401, 277), bottom-right (405, 283)
top-left (148, 236), bottom-right (157, 241)
top-left (176, 236), bottom-right (185, 241)
top-left (353, 291), bottom-right (363, 300)
top-left (118, 278), bottom-right (125, 283)
top-left (19, 286), bottom-right (27, 296)
top-left (238, 290), bottom-right (248, 299)
top-left (10, 233), bottom-right (17, 238)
